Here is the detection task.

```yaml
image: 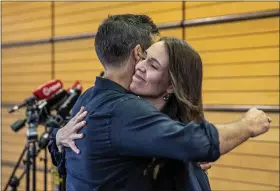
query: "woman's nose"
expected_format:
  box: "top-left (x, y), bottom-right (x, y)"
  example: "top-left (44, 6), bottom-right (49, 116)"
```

top-left (136, 61), bottom-right (146, 73)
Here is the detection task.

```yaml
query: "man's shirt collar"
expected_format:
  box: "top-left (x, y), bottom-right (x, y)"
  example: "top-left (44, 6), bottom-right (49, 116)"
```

top-left (94, 77), bottom-right (129, 94)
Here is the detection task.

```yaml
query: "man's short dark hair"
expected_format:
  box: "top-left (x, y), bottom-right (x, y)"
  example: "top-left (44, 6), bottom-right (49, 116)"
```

top-left (94, 14), bottom-right (159, 68)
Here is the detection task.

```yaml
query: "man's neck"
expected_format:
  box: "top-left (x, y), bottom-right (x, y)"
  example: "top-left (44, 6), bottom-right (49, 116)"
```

top-left (103, 70), bottom-right (133, 91)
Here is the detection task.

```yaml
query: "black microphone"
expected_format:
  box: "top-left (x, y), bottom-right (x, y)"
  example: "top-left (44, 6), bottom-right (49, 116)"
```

top-left (38, 119), bottom-right (61, 149)
top-left (57, 87), bottom-right (82, 120)
top-left (11, 119), bottom-right (27, 132)
top-left (38, 89), bottom-right (69, 113)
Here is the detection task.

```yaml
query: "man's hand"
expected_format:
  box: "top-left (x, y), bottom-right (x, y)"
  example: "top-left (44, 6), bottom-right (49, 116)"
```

top-left (56, 106), bottom-right (88, 154)
top-left (242, 108), bottom-right (271, 137)
top-left (200, 162), bottom-right (212, 171)
top-left (217, 107), bottom-right (271, 155)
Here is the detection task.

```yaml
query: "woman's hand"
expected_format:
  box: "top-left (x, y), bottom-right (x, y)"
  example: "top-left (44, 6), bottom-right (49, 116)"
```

top-left (200, 162), bottom-right (212, 172)
top-left (56, 106), bottom-right (87, 154)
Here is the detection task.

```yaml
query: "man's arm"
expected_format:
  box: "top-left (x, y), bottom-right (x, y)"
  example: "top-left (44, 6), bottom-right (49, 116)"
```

top-left (193, 108), bottom-right (270, 170)
top-left (48, 128), bottom-right (62, 166)
top-left (110, 98), bottom-right (218, 162)
top-left (110, 98), bottom-right (270, 162)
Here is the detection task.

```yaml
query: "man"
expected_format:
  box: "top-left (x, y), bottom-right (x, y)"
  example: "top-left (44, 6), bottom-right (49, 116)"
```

top-left (49, 14), bottom-right (271, 191)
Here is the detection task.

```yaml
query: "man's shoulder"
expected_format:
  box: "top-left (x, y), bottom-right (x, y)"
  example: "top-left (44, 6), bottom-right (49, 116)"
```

top-left (101, 92), bottom-right (147, 112)
top-left (79, 87), bottom-right (148, 111)
top-left (113, 94), bottom-right (157, 115)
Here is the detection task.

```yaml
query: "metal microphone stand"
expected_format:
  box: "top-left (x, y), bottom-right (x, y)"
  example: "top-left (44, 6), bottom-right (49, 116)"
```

top-left (3, 147), bottom-right (47, 191)
top-left (3, 147), bottom-right (26, 191)
top-left (4, 100), bottom-right (40, 191)
top-left (25, 100), bottom-right (41, 191)
top-left (38, 126), bottom-right (50, 191)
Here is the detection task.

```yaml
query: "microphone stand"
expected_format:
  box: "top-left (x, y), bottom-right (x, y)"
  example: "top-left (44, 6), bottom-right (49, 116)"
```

top-left (4, 100), bottom-right (40, 191)
top-left (44, 145), bottom-right (48, 191)
top-left (3, 147), bottom-right (46, 191)
top-left (38, 125), bottom-right (49, 191)
top-left (25, 100), bottom-right (40, 191)
top-left (3, 147), bottom-right (26, 191)
top-left (39, 115), bottom-right (66, 191)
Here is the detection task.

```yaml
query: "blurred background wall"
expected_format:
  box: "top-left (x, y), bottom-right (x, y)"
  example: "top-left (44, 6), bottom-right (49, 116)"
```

top-left (1, 2), bottom-right (279, 190)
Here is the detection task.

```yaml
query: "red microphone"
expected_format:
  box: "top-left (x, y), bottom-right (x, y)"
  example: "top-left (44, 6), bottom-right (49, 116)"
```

top-left (70, 80), bottom-right (83, 92)
top-left (8, 79), bottom-right (63, 113)
top-left (32, 79), bottom-right (63, 100)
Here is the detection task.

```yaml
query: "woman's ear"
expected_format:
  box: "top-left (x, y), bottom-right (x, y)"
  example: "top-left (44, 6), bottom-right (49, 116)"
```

top-left (133, 44), bottom-right (144, 62)
top-left (167, 84), bottom-right (174, 94)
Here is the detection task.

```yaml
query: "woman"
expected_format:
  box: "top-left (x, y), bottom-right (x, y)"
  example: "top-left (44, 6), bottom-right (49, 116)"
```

top-left (129, 37), bottom-right (211, 191)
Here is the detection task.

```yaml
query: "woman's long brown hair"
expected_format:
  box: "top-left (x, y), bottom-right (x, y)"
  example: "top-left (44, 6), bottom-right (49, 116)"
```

top-left (160, 37), bottom-right (204, 123)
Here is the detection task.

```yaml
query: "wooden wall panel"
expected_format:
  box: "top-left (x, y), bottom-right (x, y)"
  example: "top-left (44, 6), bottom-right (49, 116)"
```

top-left (209, 166), bottom-right (279, 186)
top-left (188, 31), bottom-right (278, 51)
top-left (160, 28), bottom-right (182, 39)
top-left (54, 39), bottom-right (102, 90)
top-left (204, 62), bottom-right (279, 78)
top-left (203, 77), bottom-right (279, 91)
top-left (2, 44), bottom-right (52, 103)
top-left (185, 17), bottom-right (278, 39)
top-left (205, 111), bottom-right (279, 190)
top-left (216, 153), bottom-right (278, 171)
top-left (185, 16), bottom-right (279, 106)
top-left (210, 178), bottom-right (278, 191)
top-left (2, 2), bottom-right (51, 42)
top-left (185, 2), bottom-right (279, 20)
top-left (54, 2), bottom-right (182, 36)
top-left (203, 92), bottom-right (278, 105)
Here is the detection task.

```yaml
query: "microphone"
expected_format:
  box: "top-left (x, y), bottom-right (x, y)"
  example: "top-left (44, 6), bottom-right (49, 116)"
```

top-left (8, 79), bottom-right (63, 113)
top-left (38, 119), bottom-right (61, 149)
top-left (39, 81), bottom-right (83, 149)
top-left (57, 81), bottom-right (83, 120)
top-left (37, 89), bottom-right (69, 113)
top-left (33, 79), bottom-right (63, 100)
top-left (10, 89), bottom-right (68, 133)
top-left (11, 119), bottom-right (27, 132)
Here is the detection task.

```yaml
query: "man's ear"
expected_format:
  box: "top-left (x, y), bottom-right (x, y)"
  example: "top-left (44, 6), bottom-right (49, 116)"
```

top-left (133, 44), bottom-right (144, 62)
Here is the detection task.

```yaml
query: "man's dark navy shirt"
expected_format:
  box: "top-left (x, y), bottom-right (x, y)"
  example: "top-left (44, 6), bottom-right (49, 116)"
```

top-left (50, 77), bottom-right (220, 191)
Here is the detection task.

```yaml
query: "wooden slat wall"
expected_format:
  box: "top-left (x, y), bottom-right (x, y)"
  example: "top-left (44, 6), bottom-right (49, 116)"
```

top-left (2, 43), bottom-right (52, 102)
top-left (205, 111), bottom-right (279, 190)
top-left (2, 1), bottom-right (279, 191)
top-left (2, 2), bottom-right (52, 42)
top-left (2, 3), bottom-right (54, 190)
top-left (54, 2), bottom-right (182, 36)
top-left (185, 2), bottom-right (279, 105)
top-left (185, 2), bottom-right (279, 190)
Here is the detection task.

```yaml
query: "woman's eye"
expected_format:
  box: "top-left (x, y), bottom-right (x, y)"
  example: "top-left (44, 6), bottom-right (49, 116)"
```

top-left (151, 65), bottom-right (157, 70)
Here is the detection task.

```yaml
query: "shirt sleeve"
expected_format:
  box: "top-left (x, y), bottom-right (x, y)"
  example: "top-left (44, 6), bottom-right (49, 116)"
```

top-left (110, 98), bottom-right (220, 163)
top-left (48, 128), bottom-right (66, 175)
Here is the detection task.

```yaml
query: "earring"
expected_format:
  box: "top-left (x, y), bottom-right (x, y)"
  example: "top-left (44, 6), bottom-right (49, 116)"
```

top-left (163, 94), bottom-right (171, 101)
